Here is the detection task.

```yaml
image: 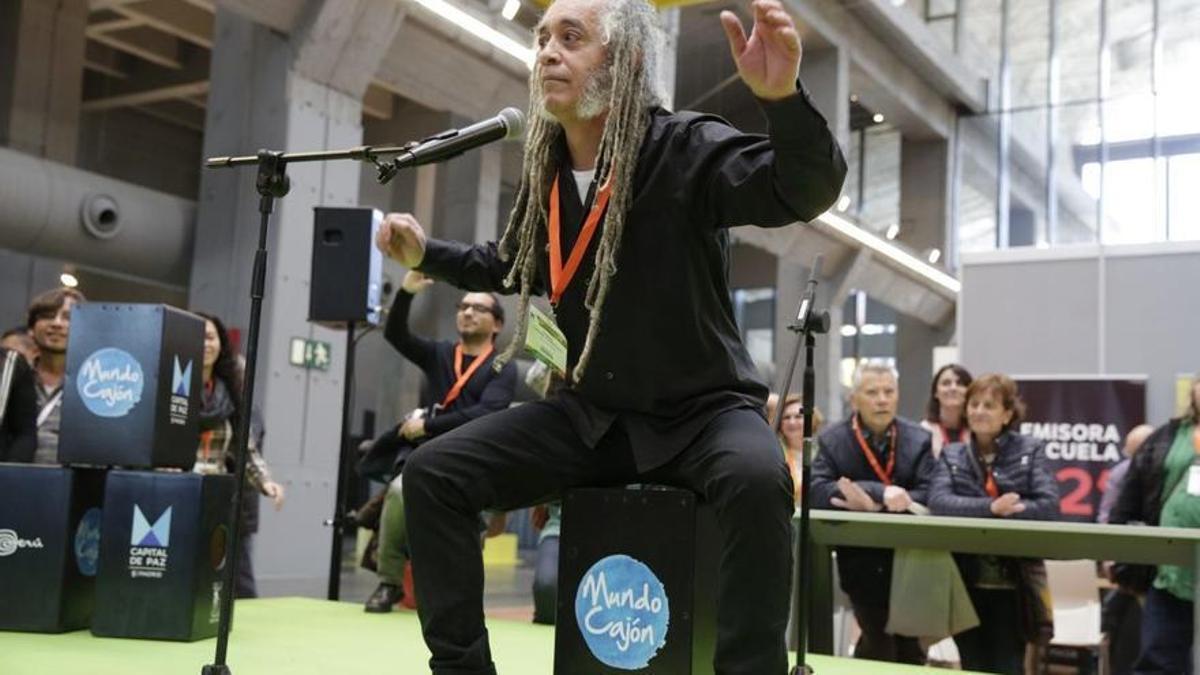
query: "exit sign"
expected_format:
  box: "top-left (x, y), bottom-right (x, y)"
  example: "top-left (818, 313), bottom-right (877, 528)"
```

top-left (289, 338), bottom-right (332, 371)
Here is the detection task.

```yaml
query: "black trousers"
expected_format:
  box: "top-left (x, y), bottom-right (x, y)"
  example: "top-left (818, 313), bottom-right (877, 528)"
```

top-left (850, 604), bottom-right (924, 665)
top-left (955, 588), bottom-right (1025, 675)
top-left (403, 401), bottom-right (794, 675)
top-left (1134, 587), bottom-right (1193, 675)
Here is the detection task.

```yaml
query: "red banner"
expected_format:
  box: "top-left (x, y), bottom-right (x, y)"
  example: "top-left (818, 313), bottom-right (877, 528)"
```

top-left (1014, 377), bottom-right (1146, 523)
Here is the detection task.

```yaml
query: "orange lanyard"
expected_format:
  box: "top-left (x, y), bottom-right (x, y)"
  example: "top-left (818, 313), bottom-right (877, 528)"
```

top-left (440, 343), bottom-right (493, 409)
top-left (548, 168), bottom-right (615, 305)
top-left (851, 416), bottom-right (896, 485)
top-left (981, 462), bottom-right (1000, 498)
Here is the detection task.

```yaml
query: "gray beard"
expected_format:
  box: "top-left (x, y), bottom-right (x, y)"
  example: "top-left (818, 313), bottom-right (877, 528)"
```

top-left (532, 66), bottom-right (612, 122)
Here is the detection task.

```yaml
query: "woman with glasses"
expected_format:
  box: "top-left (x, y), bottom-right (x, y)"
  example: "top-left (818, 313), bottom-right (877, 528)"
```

top-left (776, 394), bottom-right (823, 504)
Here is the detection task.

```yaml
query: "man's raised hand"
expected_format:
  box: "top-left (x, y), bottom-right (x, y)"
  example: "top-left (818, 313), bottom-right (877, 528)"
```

top-left (719, 0), bottom-right (802, 101)
top-left (376, 213), bottom-right (427, 269)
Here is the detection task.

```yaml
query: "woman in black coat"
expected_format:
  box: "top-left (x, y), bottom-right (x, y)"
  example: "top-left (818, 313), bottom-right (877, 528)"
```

top-left (929, 373), bottom-right (1059, 675)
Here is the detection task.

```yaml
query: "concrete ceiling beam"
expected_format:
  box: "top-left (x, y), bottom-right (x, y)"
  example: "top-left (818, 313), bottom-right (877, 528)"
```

top-left (108, 0), bottom-right (214, 49)
top-left (375, 15), bottom-right (528, 121)
top-left (290, 0), bottom-right (408, 98)
top-left (88, 24), bottom-right (183, 69)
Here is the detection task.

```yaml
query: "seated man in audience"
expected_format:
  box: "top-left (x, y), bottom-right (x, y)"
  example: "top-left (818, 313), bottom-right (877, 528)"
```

top-left (26, 288), bottom-right (85, 464)
top-left (360, 271), bottom-right (517, 612)
top-left (810, 361), bottom-right (934, 665)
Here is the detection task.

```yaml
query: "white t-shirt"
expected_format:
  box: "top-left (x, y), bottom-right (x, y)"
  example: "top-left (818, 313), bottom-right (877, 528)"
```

top-left (572, 168), bottom-right (595, 202)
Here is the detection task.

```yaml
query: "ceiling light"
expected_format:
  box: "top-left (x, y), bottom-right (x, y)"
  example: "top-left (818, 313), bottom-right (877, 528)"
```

top-left (410, 0), bottom-right (534, 67)
top-left (60, 272), bottom-right (79, 288)
top-left (836, 195), bottom-right (851, 212)
top-left (885, 223), bottom-right (900, 240)
top-left (850, 94), bottom-right (859, 103)
top-left (927, 248), bottom-right (942, 264)
top-left (501, 0), bottom-right (519, 21)
top-left (872, 113), bottom-right (885, 124)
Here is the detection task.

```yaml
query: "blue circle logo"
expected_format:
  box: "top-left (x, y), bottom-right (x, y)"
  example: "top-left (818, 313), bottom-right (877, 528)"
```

top-left (76, 348), bottom-right (144, 417)
top-left (74, 508), bottom-right (102, 577)
top-left (574, 554), bottom-right (670, 670)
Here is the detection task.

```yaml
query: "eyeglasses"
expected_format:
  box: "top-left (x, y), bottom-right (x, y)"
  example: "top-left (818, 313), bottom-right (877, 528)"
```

top-left (457, 301), bottom-right (495, 315)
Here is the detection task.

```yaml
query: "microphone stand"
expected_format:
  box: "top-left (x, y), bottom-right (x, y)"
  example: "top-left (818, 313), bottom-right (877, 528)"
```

top-left (198, 140), bottom-right (425, 675)
top-left (771, 256), bottom-right (830, 675)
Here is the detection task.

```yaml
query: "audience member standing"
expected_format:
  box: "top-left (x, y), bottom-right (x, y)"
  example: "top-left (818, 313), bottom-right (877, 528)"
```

top-left (921, 364), bottom-right (972, 458)
top-left (193, 312), bottom-right (285, 598)
top-left (1111, 373), bottom-right (1200, 675)
top-left (928, 373), bottom-right (1058, 675)
top-left (778, 394), bottom-right (824, 505)
top-left (811, 362), bottom-right (933, 665)
top-left (26, 288), bottom-right (84, 464)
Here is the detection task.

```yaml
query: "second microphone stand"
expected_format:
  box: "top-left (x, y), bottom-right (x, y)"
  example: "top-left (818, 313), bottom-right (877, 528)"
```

top-left (771, 261), bottom-right (830, 675)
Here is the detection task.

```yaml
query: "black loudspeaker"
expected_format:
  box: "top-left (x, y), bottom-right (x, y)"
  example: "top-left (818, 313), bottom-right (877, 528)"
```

top-left (309, 207), bottom-right (384, 327)
top-left (91, 470), bottom-right (235, 641)
top-left (0, 465), bottom-right (105, 633)
top-left (58, 304), bottom-right (204, 469)
top-left (554, 486), bottom-right (719, 675)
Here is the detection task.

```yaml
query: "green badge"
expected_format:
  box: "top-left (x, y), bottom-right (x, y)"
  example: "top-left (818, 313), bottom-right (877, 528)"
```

top-left (525, 305), bottom-right (567, 375)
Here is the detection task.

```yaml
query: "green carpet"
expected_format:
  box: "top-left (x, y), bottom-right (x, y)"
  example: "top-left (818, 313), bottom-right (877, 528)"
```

top-left (0, 597), bottom-right (950, 674)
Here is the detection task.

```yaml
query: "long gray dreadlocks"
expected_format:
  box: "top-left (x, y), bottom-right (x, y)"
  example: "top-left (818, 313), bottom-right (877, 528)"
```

top-left (493, 0), bottom-right (665, 382)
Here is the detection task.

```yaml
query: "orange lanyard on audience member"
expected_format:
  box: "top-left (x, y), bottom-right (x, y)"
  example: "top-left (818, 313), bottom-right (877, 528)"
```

top-left (851, 416), bottom-right (896, 485)
top-left (548, 168), bottom-right (615, 306)
top-left (979, 456), bottom-right (1000, 497)
top-left (440, 343), bottom-right (493, 409)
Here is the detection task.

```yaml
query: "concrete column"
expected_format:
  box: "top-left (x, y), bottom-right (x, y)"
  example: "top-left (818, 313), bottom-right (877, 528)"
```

top-left (0, 0), bottom-right (87, 163)
top-left (190, 3), bottom-right (404, 594)
top-left (896, 137), bottom-right (953, 419)
top-left (896, 315), bottom-right (954, 421)
top-left (899, 137), bottom-right (952, 256)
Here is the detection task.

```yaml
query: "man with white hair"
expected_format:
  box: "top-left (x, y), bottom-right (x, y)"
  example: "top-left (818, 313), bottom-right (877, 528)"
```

top-left (375, 0), bottom-right (846, 671)
top-left (810, 361), bottom-right (934, 664)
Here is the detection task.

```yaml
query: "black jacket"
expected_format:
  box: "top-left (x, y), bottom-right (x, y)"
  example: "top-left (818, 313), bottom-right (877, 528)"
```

top-left (417, 88), bottom-right (847, 471)
top-left (1110, 418), bottom-right (1187, 528)
top-left (384, 290), bottom-right (517, 438)
top-left (0, 349), bottom-right (37, 463)
top-left (358, 290), bottom-right (517, 481)
top-left (810, 415), bottom-right (933, 607)
top-left (1109, 418), bottom-right (1189, 590)
top-left (928, 432), bottom-right (1059, 520)
top-left (929, 432), bottom-right (1059, 592)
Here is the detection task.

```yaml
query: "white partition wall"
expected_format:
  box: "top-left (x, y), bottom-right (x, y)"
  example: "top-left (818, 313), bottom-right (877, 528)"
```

top-left (959, 242), bottom-right (1200, 423)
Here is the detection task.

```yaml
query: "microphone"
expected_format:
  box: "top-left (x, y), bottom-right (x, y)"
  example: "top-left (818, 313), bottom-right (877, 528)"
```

top-left (390, 108), bottom-right (525, 171)
top-left (794, 255), bottom-right (824, 332)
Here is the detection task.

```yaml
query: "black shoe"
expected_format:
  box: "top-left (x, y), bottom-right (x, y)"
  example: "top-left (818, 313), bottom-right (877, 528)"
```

top-left (364, 582), bottom-right (403, 613)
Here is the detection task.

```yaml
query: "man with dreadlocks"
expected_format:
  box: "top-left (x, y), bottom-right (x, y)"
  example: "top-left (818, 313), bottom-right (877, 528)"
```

top-left (376, 0), bottom-right (846, 671)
